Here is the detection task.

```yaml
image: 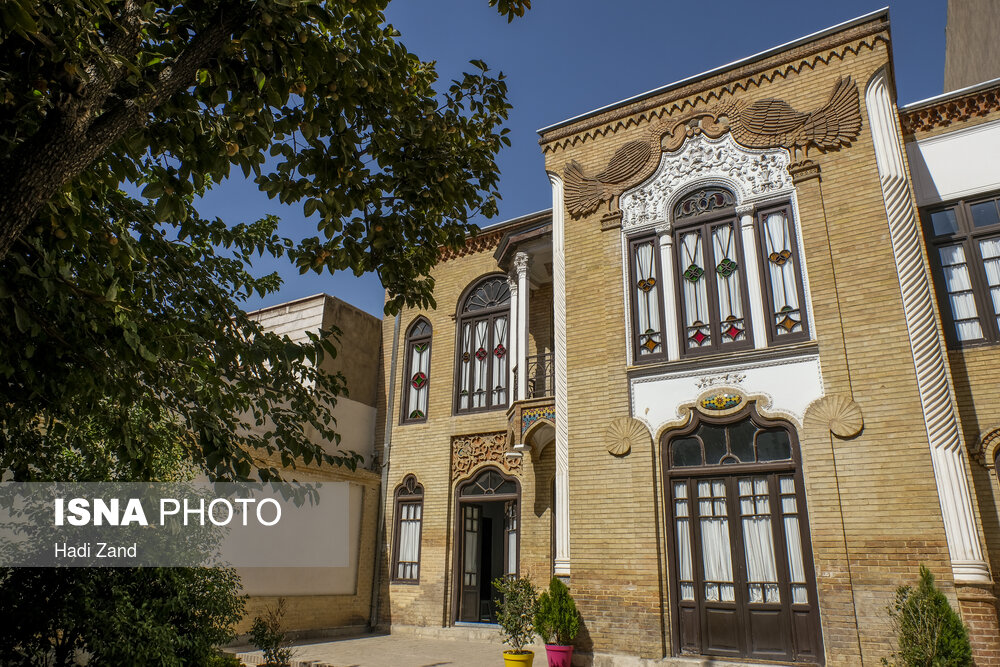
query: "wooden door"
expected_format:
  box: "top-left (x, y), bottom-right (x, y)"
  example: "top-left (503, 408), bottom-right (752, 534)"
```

top-left (459, 504), bottom-right (482, 622)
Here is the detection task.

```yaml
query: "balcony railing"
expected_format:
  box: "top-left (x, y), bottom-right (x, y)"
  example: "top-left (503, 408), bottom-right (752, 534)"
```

top-left (525, 353), bottom-right (554, 399)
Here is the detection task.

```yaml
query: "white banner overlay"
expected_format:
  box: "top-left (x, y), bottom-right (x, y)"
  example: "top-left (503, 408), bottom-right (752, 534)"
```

top-left (0, 482), bottom-right (349, 567)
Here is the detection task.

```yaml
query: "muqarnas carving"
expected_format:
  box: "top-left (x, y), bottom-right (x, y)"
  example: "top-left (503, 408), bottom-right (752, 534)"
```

top-left (563, 77), bottom-right (862, 217)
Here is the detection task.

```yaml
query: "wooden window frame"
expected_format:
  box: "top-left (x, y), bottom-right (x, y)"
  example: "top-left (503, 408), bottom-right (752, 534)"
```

top-left (672, 209), bottom-right (755, 358)
top-left (391, 474), bottom-right (424, 585)
top-left (627, 233), bottom-right (669, 364)
top-left (453, 275), bottom-right (511, 415)
top-left (400, 317), bottom-right (432, 424)
top-left (660, 405), bottom-right (823, 663)
top-left (754, 203), bottom-right (811, 346)
top-left (921, 194), bottom-right (1000, 348)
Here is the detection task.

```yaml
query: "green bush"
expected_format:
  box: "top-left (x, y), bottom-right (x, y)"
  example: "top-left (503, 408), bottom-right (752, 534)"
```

top-left (493, 575), bottom-right (538, 654)
top-left (248, 598), bottom-right (294, 667)
top-left (883, 565), bottom-right (972, 666)
top-left (534, 577), bottom-right (580, 645)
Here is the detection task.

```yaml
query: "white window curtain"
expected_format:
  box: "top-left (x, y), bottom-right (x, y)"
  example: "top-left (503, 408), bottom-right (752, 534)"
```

top-left (779, 476), bottom-right (808, 604)
top-left (698, 480), bottom-right (734, 602)
top-left (939, 245), bottom-right (984, 341)
top-left (680, 231), bottom-right (711, 349)
top-left (397, 502), bottom-right (422, 580)
top-left (407, 340), bottom-right (430, 418)
top-left (979, 238), bottom-right (1000, 327)
top-left (674, 482), bottom-right (695, 601)
top-left (635, 240), bottom-right (663, 355)
top-left (712, 223), bottom-right (746, 343)
top-left (492, 316), bottom-right (508, 404)
top-left (472, 320), bottom-right (489, 407)
top-left (762, 211), bottom-right (802, 335)
top-left (739, 477), bottom-right (779, 604)
top-left (459, 323), bottom-right (472, 409)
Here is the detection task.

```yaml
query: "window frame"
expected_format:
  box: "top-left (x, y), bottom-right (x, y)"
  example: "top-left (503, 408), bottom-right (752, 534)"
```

top-left (921, 194), bottom-right (1000, 348)
top-left (453, 275), bottom-right (511, 415)
top-left (627, 233), bottom-right (670, 364)
top-left (661, 405), bottom-right (823, 662)
top-left (754, 203), bottom-right (811, 346)
top-left (391, 474), bottom-right (424, 585)
top-left (671, 207), bottom-right (756, 358)
top-left (400, 317), bottom-right (433, 424)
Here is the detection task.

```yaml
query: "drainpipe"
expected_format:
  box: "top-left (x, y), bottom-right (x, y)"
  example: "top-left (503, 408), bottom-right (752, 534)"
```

top-left (369, 312), bottom-right (401, 630)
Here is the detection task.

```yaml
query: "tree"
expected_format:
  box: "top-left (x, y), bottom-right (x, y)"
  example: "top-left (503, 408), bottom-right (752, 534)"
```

top-left (883, 565), bottom-right (972, 666)
top-left (0, 0), bottom-right (528, 482)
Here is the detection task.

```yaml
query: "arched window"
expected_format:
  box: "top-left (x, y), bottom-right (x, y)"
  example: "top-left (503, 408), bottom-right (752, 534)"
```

top-left (391, 475), bottom-right (424, 583)
top-left (455, 276), bottom-right (510, 412)
top-left (673, 187), bottom-right (754, 355)
top-left (402, 318), bottom-right (432, 422)
top-left (662, 405), bottom-right (822, 662)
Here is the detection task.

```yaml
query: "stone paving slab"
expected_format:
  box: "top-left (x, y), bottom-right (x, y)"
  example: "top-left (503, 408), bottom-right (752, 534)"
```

top-left (234, 633), bottom-right (508, 667)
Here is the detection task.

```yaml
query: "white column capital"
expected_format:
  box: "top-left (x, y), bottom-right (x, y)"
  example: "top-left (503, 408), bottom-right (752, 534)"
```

top-left (513, 251), bottom-right (530, 277)
top-left (735, 202), bottom-right (756, 217)
top-left (654, 222), bottom-right (672, 237)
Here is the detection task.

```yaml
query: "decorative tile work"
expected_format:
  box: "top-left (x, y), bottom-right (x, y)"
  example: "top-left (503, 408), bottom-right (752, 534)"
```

top-left (700, 393), bottom-right (742, 411)
top-left (521, 406), bottom-right (555, 434)
top-left (451, 432), bottom-right (520, 480)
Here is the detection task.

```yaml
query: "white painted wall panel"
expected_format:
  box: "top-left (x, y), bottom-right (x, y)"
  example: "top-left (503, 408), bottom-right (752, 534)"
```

top-left (906, 118), bottom-right (1000, 206)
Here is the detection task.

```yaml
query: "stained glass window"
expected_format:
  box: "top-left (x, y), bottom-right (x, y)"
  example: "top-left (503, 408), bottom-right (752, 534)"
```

top-left (457, 276), bottom-right (510, 412)
top-left (758, 207), bottom-right (808, 341)
top-left (673, 188), bottom-right (752, 355)
top-left (403, 318), bottom-right (432, 422)
top-left (631, 237), bottom-right (665, 359)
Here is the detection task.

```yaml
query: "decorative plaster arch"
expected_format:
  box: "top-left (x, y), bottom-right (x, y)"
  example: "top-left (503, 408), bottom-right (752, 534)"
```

top-left (652, 388), bottom-right (801, 444)
top-left (619, 133), bottom-right (793, 232)
top-left (979, 426), bottom-right (1000, 469)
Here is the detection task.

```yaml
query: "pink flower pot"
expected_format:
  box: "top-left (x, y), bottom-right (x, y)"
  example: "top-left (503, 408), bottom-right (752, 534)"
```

top-left (544, 644), bottom-right (573, 667)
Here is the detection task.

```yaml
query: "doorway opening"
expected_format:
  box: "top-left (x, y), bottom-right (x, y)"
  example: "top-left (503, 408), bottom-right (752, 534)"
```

top-left (454, 467), bottom-right (519, 623)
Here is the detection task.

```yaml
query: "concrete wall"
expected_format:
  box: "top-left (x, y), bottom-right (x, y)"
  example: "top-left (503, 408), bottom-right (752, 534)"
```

top-left (241, 294), bottom-right (382, 634)
top-left (944, 0), bottom-right (1000, 92)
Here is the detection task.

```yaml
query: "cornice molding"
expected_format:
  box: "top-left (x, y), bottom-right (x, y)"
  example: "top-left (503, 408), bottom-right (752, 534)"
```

top-left (438, 228), bottom-right (505, 262)
top-left (900, 85), bottom-right (1000, 135)
top-left (540, 25), bottom-right (887, 154)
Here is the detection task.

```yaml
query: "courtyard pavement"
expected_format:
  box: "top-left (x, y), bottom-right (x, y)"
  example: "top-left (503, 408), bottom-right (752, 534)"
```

top-left (234, 632), bottom-right (509, 667)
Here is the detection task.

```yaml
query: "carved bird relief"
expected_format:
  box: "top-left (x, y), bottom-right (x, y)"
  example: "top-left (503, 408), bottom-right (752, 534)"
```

top-left (561, 76), bottom-right (862, 218)
top-left (717, 76), bottom-right (862, 161)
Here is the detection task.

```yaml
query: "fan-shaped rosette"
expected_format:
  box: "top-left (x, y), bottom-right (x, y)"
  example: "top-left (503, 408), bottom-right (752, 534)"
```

top-left (808, 395), bottom-right (863, 438)
top-left (605, 417), bottom-right (650, 456)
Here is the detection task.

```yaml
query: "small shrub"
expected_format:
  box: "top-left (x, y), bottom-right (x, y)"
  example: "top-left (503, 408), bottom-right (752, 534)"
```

top-left (493, 574), bottom-right (538, 654)
top-left (534, 576), bottom-right (580, 645)
top-left (248, 598), bottom-right (293, 667)
top-left (882, 565), bottom-right (972, 666)
top-left (206, 649), bottom-right (244, 667)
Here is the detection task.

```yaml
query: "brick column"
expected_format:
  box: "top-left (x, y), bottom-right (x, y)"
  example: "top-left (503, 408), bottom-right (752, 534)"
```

top-left (957, 584), bottom-right (1000, 666)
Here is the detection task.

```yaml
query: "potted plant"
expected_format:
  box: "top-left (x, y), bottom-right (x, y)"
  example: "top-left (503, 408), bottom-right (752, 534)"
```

top-left (534, 577), bottom-right (580, 667)
top-left (493, 574), bottom-right (539, 666)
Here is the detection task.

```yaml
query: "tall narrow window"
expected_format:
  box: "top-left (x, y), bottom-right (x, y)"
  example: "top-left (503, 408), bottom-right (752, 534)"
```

top-left (456, 276), bottom-right (510, 412)
top-left (629, 236), bottom-right (667, 362)
top-left (923, 194), bottom-right (1000, 345)
top-left (391, 475), bottom-right (424, 583)
top-left (673, 188), bottom-right (752, 355)
top-left (402, 318), bottom-right (432, 422)
top-left (756, 204), bottom-right (810, 343)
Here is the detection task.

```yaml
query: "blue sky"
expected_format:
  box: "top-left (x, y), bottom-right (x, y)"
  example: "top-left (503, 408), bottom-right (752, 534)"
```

top-left (209, 0), bottom-right (947, 317)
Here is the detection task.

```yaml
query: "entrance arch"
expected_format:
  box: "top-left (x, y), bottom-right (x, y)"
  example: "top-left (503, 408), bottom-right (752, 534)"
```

top-left (662, 403), bottom-right (823, 663)
top-left (453, 467), bottom-right (520, 623)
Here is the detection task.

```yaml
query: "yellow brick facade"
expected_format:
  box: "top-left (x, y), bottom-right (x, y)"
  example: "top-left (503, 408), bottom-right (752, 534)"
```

top-left (372, 12), bottom-right (1000, 666)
